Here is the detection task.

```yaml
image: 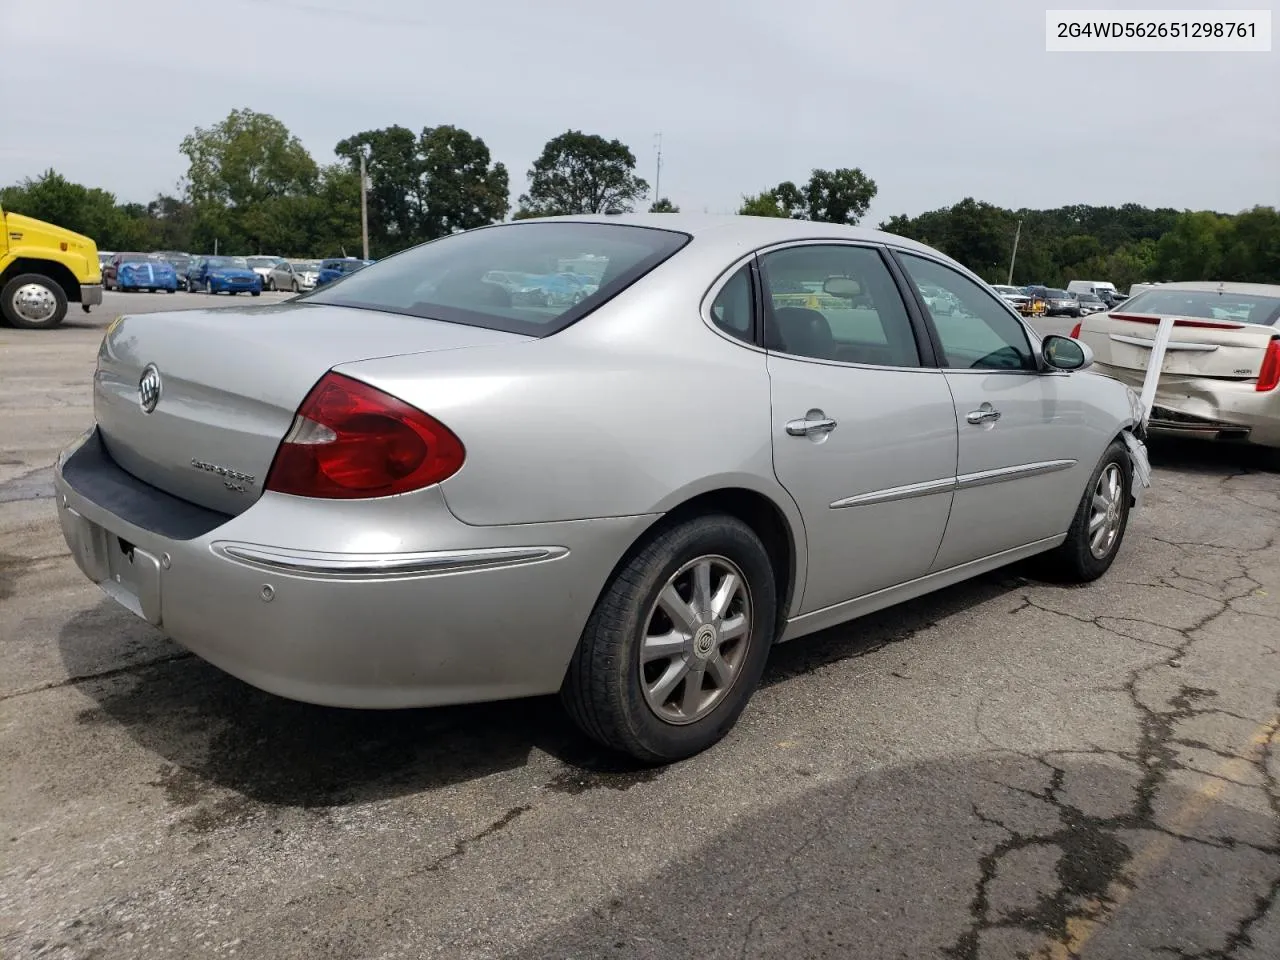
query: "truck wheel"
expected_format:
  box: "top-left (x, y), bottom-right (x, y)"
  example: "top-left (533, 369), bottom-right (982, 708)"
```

top-left (1, 274), bottom-right (69, 329)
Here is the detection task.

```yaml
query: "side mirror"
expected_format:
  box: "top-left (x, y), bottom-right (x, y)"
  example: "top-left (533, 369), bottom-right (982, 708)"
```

top-left (822, 276), bottom-right (862, 299)
top-left (1042, 334), bottom-right (1094, 372)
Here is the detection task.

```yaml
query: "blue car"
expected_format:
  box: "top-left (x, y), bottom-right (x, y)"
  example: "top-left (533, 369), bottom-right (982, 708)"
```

top-left (187, 256), bottom-right (263, 296)
top-left (105, 253), bottom-right (179, 293)
top-left (315, 258), bottom-right (373, 288)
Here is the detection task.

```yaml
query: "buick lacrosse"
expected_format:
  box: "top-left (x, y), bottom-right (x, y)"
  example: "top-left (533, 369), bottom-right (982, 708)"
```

top-left (55, 214), bottom-right (1149, 762)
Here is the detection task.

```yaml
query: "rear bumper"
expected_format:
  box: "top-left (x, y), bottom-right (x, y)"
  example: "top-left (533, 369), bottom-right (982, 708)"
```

top-left (1095, 362), bottom-right (1280, 448)
top-left (53, 428), bottom-right (653, 708)
top-left (80, 283), bottom-right (103, 307)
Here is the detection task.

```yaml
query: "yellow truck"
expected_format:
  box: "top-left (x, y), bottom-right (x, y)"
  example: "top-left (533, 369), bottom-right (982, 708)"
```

top-left (0, 205), bottom-right (103, 329)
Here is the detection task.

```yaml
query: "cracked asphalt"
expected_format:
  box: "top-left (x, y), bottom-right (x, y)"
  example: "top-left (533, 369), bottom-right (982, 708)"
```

top-left (3, 296), bottom-right (1279, 959)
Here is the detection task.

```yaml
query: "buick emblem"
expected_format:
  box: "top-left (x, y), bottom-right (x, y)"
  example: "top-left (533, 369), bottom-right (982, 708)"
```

top-left (138, 364), bottom-right (162, 414)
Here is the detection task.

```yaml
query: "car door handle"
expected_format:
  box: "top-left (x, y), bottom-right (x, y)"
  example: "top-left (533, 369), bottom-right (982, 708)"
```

top-left (786, 412), bottom-right (839, 437)
top-left (966, 406), bottom-right (1002, 425)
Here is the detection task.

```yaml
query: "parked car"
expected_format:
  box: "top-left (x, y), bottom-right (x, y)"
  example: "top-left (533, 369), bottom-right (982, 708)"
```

top-left (315, 257), bottom-right (374, 288)
top-left (51, 215), bottom-right (1149, 763)
top-left (1074, 291), bottom-right (1107, 315)
top-left (156, 253), bottom-right (192, 286)
top-left (1030, 287), bottom-right (1081, 318)
top-left (1073, 281), bottom-right (1280, 462)
top-left (103, 252), bottom-right (178, 293)
top-left (266, 259), bottom-right (320, 292)
top-left (246, 256), bottom-right (284, 287)
top-left (991, 284), bottom-right (1030, 310)
top-left (186, 256), bottom-right (263, 295)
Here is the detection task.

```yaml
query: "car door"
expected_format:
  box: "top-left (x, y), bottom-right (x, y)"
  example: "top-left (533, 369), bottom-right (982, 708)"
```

top-left (892, 251), bottom-right (1096, 571)
top-left (752, 242), bottom-right (959, 615)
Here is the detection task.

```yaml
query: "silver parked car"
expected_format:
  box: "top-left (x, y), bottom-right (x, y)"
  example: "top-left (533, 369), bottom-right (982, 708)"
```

top-left (1073, 281), bottom-right (1280, 460)
top-left (53, 215), bottom-right (1149, 762)
top-left (266, 259), bottom-right (320, 292)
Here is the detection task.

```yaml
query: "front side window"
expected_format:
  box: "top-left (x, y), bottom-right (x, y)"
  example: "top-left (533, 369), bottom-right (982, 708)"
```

top-left (708, 264), bottom-right (754, 342)
top-left (301, 222), bottom-right (691, 337)
top-left (897, 253), bottom-right (1036, 371)
top-left (757, 244), bottom-right (921, 367)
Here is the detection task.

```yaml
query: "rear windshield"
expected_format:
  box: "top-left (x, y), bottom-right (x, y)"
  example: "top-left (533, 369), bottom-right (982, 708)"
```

top-left (1121, 289), bottom-right (1280, 326)
top-left (298, 221), bottom-right (692, 337)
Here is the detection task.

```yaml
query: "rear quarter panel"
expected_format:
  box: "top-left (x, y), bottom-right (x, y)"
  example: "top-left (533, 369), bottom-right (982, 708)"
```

top-left (336, 275), bottom-right (790, 529)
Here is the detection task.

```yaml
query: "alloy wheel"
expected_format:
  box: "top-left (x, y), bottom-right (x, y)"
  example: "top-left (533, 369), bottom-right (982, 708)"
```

top-left (640, 555), bottom-right (753, 725)
top-left (1088, 463), bottom-right (1125, 559)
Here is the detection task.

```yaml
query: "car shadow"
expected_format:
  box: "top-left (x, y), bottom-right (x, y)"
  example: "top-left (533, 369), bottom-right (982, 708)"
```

top-left (1146, 434), bottom-right (1277, 475)
top-left (60, 567), bottom-right (1028, 809)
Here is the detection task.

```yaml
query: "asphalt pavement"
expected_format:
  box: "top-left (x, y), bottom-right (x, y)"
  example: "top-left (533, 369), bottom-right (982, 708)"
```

top-left (2, 292), bottom-right (1278, 959)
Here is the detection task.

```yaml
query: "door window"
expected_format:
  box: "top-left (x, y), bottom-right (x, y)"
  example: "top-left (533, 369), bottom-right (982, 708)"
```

top-left (708, 264), bottom-right (754, 342)
top-left (897, 253), bottom-right (1036, 371)
top-left (757, 245), bottom-right (921, 367)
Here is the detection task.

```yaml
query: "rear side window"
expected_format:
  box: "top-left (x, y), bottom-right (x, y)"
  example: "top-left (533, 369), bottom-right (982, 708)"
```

top-left (301, 222), bottom-right (691, 337)
top-left (709, 264), bottom-right (755, 342)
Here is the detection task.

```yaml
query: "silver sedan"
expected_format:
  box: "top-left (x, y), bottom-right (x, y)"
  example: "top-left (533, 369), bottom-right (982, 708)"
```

top-left (53, 215), bottom-right (1149, 762)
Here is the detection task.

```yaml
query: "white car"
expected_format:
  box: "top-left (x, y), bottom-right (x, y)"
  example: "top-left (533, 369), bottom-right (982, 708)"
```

top-left (991, 284), bottom-right (1030, 309)
top-left (246, 256), bottom-right (285, 287)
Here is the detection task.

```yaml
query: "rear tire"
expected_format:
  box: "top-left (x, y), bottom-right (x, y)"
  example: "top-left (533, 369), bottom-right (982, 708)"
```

top-left (1, 274), bottom-right (69, 329)
top-left (561, 514), bottom-right (777, 763)
top-left (1038, 440), bottom-right (1132, 583)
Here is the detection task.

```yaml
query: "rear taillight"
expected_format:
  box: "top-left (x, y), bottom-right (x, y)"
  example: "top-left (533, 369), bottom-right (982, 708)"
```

top-left (1069, 322), bottom-right (1082, 339)
top-left (265, 372), bottom-right (465, 499)
top-left (1257, 338), bottom-right (1280, 393)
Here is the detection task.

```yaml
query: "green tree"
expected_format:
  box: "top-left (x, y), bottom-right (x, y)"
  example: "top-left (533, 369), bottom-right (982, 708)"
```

top-left (739, 169), bottom-right (876, 224)
top-left (0, 169), bottom-right (123, 245)
top-left (649, 197), bottom-right (679, 213)
top-left (516, 130), bottom-right (648, 217)
top-left (1218, 206), bottom-right (1280, 283)
top-left (803, 168), bottom-right (877, 225)
top-left (738, 182), bottom-right (804, 218)
top-left (335, 125), bottom-right (421, 243)
top-left (1153, 211), bottom-right (1229, 280)
top-left (180, 108), bottom-right (318, 208)
top-left (334, 123), bottom-right (507, 253)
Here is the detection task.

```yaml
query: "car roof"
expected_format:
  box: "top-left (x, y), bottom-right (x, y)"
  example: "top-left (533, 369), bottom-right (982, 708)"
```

top-left (512, 213), bottom-right (964, 267)
top-left (1128, 280), bottom-right (1280, 297)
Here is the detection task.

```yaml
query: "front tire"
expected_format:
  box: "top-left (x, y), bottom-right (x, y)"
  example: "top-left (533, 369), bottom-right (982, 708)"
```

top-left (561, 514), bottom-right (777, 763)
top-left (0, 274), bottom-right (69, 329)
top-left (1039, 440), bottom-right (1133, 582)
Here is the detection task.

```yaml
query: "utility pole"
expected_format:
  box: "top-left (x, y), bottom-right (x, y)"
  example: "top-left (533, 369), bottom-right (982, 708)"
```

top-left (1007, 219), bottom-right (1023, 285)
top-left (653, 132), bottom-right (662, 208)
top-left (359, 150), bottom-right (370, 261)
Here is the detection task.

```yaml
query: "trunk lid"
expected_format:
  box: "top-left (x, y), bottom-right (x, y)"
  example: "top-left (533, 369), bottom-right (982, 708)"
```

top-left (94, 302), bottom-right (530, 515)
top-left (1080, 311), bottom-right (1278, 380)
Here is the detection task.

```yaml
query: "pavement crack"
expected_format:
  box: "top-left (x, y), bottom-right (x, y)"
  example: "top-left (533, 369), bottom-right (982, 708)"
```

top-left (406, 805), bottom-right (532, 878)
top-left (0, 652), bottom-right (194, 702)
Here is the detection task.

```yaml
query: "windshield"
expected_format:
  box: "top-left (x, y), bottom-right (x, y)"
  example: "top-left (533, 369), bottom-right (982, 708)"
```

top-left (1120, 289), bottom-right (1280, 326)
top-left (300, 222), bottom-right (691, 337)
top-left (1078, 293), bottom-right (1102, 303)
top-left (246, 257), bottom-right (278, 268)
top-left (1045, 289), bottom-right (1069, 298)
top-left (289, 261), bottom-right (313, 271)
top-left (206, 256), bottom-right (249, 269)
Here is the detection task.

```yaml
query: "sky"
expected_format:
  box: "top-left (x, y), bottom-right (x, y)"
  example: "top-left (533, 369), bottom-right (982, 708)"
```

top-left (1, 0), bottom-right (1277, 225)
